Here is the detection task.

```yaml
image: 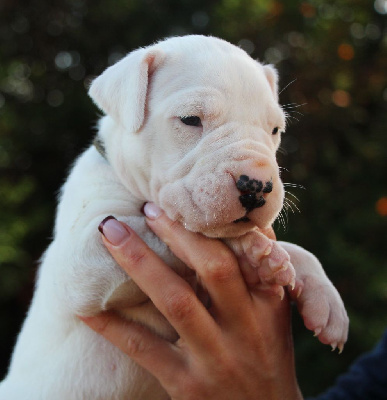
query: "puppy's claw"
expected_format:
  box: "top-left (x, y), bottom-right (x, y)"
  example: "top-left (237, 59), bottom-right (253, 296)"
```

top-left (268, 259), bottom-right (290, 274)
top-left (272, 285), bottom-right (285, 300)
top-left (338, 343), bottom-right (345, 354)
top-left (331, 342), bottom-right (337, 352)
top-left (282, 260), bottom-right (290, 272)
top-left (288, 274), bottom-right (296, 291)
top-left (259, 284), bottom-right (285, 300)
top-left (251, 244), bottom-right (272, 261)
top-left (313, 328), bottom-right (322, 337)
top-left (263, 245), bottom-right (272, 256)
top-left (295, 285), bottom-right (302, 298)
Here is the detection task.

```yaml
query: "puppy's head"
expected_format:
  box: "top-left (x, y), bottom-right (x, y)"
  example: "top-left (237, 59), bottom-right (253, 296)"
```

top-left (89, 35), bottom-right (286, 238)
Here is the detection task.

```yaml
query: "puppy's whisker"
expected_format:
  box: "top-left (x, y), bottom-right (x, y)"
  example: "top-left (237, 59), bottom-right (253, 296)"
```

top-left (284, 112), bottom-right (300, 126)
top-left (286, 115), bottom-right (300, 123)
top-left (289, 110), bottom-right (304, 117)
top-left (277, 146), bottom-right (288, 156)
top-left (286, 203), bottom-right (296, 214)
top-left (279, 166), bottom-right (289, 178)
top-left (275, 199), bottom-right (292, 231)
top-left (286, 112), bottom-right (304, 121)
top-left (282, 102), bottom-right (307, 110)
top-left (282, 104), bottom-right (306, 125)
top-left (283, 199), bottom-right (295, 214)
top-left (282, 102), bottom-right (301, 107)
top-left (285, 190), bottom-right (301, 204)
top-left (279, 210), bottom-right (289, 232)
top-left (279, 216), bottom-right (286, 231)
top-left (279, 79), bottom-right (297, 95)
top-left (285, 197), bottom-right (301, 214)
top-left (285, 202), bottom-right (297, 215)
top-left (285, 190), bottom-right (301, 203)
top-left (275, 211), bottom-right (284, 231)
top-left (282, 206), bottom-right (290, 224)
top-left (283, 183), bottom-right (306, 190)
top-left (284, 209), bottom-right (290, 226)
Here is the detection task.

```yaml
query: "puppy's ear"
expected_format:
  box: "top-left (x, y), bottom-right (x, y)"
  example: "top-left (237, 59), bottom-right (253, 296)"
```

top-left (263, 64), bottom-right (279, 102)
top-left (88, 48), bottom-right (164, 132)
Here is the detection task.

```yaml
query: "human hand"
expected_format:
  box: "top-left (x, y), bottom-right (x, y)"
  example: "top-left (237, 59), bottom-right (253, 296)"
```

top-left (80, 203), bottom-right (303, 400)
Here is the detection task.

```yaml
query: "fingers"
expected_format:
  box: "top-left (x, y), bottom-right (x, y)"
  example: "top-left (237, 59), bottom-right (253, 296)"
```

top-left (79, 312), bottom-right (183, 384)
top-left (143, 203), bottom-right (252, 326)
top-left (98, 216), bottom-right (220, 354)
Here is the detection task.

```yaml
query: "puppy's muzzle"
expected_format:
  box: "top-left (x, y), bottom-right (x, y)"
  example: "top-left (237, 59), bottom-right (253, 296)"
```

top-left (234, 174), bottom-right (273, 222)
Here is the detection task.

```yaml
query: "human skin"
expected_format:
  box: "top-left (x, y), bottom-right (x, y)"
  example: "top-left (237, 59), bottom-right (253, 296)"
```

top-left (80, 203), bottom-right (303, 400)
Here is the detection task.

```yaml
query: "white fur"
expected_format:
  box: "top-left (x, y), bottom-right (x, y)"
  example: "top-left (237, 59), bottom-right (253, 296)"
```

top-left (0, 36), bottom-right (348, 399)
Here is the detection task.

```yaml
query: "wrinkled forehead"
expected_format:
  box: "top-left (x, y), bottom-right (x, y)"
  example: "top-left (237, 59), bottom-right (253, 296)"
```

top-left (153, 44), bottom-right (268, 97)
top-left (150, 45), bottom-right (283, 124)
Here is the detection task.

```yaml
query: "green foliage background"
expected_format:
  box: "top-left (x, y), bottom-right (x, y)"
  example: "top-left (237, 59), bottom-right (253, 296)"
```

top-left (0, 0), bottom-right (386, 395)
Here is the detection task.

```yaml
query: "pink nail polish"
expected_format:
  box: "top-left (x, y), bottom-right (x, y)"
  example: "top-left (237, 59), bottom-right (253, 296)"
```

top-left (98, 216), bottom-right (130, 245)
top-left (143, 202), bottom-right (163, 220)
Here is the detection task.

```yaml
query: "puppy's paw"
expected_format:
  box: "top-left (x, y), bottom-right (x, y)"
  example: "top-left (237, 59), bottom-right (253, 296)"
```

top-left (290, 276), bottom-right (349, 352)
top-left (230, 230), bottom-right (296, 296)
top-left (279, 242), bottom-right (349, 352)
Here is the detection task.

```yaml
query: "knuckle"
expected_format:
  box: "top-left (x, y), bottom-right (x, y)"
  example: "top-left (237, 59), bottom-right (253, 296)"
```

top-left (169, 374), bottom-right (197, 400)
top-left (163, 290), bottom-right (197, 321)
top-left (92, 313), bottom-right (115, 335)
top-left (202, 249), bottom-right (238, 284)
top-left (163, 218), bottom-right (184, 245)
top-left (125, 248), bottom-right (147, 267)
top-left (118, 241), bottom-right (148, 269)
top-left (165, 217), bottom-right (182, 232)
top-left (124, 331), bottom-right (150, 358)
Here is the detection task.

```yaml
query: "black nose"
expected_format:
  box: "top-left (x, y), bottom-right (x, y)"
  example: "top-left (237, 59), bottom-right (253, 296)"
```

top-left (236, 175), bottom-right (273, 212)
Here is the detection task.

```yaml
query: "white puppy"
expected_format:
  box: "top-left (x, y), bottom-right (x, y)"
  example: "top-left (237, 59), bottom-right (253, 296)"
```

top-left (0, 35), bottom-right (348, 400)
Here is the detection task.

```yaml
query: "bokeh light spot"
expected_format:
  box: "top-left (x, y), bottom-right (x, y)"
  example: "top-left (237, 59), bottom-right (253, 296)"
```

top-left (332, 90), bottom-right (351, 107)
top-left (338, 43), bottom-right (354, 61)
top-left (374, 0), bottom-right (387, 14)
top-left (376, 197), bottom-right (387, 216)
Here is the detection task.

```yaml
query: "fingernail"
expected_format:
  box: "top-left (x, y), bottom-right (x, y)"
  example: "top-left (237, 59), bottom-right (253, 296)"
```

top-left (98, 216), bottom-right (130, 246)
top-left (143, 202), bottom-right (163, 220)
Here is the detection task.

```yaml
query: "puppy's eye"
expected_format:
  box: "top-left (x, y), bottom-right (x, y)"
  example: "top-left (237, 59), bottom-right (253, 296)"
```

top-left (272, 127), bottom-right (279, 135)
top-left (180, 116), bottom-right (202, 127)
